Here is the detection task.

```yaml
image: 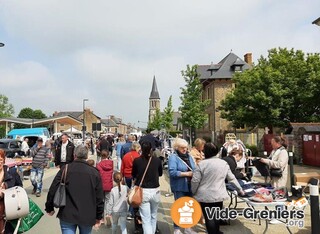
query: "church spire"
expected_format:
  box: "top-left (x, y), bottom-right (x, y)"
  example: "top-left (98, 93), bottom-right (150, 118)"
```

top-left (148, 76), bottom-right (160, 124)
top-left (149, 76), bottom-right (160, 99)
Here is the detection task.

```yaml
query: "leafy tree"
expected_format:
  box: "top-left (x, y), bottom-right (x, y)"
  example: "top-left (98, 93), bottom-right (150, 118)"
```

top-left (219, 48), bottom-right (320, 130)
top-left (0, 94), bottom-right (14, 137)
top-left (148, 108), bottom-right (163, 131)
top-left (179, 65), bottom-right (210, 138)
top-left (15, 107), bottom-right (47, 128)
top-left (33, 109), bottom-right (47, 119)
top-left (162, 95), bottom-right (174, 131)
top-left (0, 94), bottom-right (14, 118)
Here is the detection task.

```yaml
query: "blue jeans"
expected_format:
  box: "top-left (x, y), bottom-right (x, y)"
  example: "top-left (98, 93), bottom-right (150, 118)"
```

top-left (139, 187), bottom-right (160, 234)
top-left (30, 167), bottom-right (44, 193)
top-left (60, 220), bottom-right (92, 234)
top-left (173, 191), bottom-right (193, 229)
top-left (111, 213), bottom-right (127, 234)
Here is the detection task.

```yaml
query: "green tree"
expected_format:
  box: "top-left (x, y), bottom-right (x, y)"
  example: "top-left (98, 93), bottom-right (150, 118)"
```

top-left (0, 94), bottom-right (14, 137)
top-left (0, 94), bottom-right (14, 117)
top-left (148, 108), bottom-right (163, 131)
top-left (15, 107), bottom-right (47, 128)
top-left (179, 65), bottom-right (210, 137)
top-left (162, 95), bottom-right (174, 131)
top-left (220, 48), bottom-right (320, 130)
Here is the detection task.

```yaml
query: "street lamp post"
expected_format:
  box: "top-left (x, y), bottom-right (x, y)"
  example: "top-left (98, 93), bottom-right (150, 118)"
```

top-left (82, 99), bottom-right (89, 142)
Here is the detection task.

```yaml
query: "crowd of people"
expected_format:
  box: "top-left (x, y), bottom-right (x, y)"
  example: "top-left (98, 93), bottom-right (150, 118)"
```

top-left (0, 131), bottom-right (289, 234)
top-left (44, 133), bottom-right (289, 234)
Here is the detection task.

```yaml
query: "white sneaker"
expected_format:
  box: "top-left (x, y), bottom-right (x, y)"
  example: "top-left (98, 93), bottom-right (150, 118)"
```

top-left (173, 229), bottom-right (183, 234)
top-left (184, 228), bottom-right (197, 234)
top-left (269, 219), bottom-right (282, 224)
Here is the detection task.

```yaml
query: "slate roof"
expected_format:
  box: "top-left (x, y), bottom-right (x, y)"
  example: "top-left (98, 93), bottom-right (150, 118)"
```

top-left (197, 65), bottom-right (211, 79)
top-left (198, 52), bottom-right (251, 80)
top-left (55, 111), bottom-right (101, 120)
top-left (55, 111), bottom-right (83, 119)
top-left (149, 76), bottom-right (160, 99)
top-left (100, 118), bottom-right (118, 127)
top-left (111, 117), bottom-right (125, 125)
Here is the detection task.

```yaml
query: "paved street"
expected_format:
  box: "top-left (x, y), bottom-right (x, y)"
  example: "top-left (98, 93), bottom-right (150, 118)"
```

top-left (22, 153), bottom-right (319, 234)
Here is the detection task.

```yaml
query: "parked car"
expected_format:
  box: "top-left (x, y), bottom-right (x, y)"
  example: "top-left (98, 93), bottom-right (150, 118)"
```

top-left (0, 139), bottom-right (23, 158)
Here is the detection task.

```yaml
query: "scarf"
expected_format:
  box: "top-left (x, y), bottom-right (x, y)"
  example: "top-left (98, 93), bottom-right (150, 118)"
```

top-left (176, 150), bottom-right (192, 171)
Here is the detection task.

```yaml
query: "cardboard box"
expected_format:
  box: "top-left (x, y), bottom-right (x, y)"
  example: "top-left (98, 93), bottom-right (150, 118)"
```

top-left (294, 172), bottom-right (320, 186)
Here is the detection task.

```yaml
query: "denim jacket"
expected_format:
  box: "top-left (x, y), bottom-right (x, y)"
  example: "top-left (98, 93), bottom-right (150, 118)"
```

top-left (168, 151), bottom-right (196, 193)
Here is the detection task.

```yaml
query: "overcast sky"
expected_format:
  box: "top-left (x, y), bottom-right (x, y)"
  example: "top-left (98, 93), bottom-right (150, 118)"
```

top-left (0, 0), bottom-right (319, 128)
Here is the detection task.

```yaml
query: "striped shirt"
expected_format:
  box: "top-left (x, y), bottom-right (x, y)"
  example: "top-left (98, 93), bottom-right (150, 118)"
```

top-left (31, 146), bottom-right (50, 168)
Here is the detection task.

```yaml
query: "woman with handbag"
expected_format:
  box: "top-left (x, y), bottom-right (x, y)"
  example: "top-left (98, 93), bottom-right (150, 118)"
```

top-left (260, 135), bottom-right (289, 224)
top-left (131, 141), bottom-right (162, 234)
top-left (260, 135), bottom-right (289, 188)
top-left (168, 138), bottom-right (196, 234)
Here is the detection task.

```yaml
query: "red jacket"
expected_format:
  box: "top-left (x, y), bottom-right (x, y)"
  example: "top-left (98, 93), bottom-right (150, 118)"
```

top-left (96, 159), bottom-right (113, 192)
top-left (121, 151), bottom-right (140, 178)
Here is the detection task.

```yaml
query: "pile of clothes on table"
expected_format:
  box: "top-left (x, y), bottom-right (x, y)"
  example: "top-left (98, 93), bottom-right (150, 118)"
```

top-left (227, 181), bottom-right (287, 202)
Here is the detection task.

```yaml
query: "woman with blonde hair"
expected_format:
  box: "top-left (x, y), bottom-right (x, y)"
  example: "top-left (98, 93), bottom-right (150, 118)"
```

top-left (190, 138), bottom-right (206, 164)
top-left (168, 138), bottom-right (196, 234)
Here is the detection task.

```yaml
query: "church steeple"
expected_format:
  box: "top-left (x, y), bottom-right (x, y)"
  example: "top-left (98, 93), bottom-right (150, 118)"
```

top-left (149, 76), bottom-right (160, 99)
top-left (148, 76), bottom-right (160, 123)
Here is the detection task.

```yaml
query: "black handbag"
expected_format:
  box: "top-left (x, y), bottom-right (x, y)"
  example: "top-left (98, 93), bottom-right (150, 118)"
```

top-left (269, 168), bottom-right (283, 177)
top-left (53, 164), bottom-right (68, 208)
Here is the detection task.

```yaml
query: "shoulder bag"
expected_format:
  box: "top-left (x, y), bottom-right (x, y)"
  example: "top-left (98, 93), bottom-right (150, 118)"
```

top-left (269, 168), bottom-right (283, 177)
top-left (269, 148), bottom-right (285, 178)
top-left (53, 164), bottom-right (68, 208)
top-left (128, 157), bottom-right (152, 208)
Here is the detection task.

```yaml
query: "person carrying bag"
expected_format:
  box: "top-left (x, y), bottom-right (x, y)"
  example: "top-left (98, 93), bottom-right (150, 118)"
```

top-left (131, 141), bottom-right (163, 234)
top-left (53, 164), bottom-right (68, 208)
top-left (128, 156), bottom-right (152, 208)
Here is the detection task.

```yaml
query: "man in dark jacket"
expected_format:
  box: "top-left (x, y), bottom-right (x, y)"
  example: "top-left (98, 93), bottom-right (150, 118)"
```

top-left (45, 145), bottom-right (104, 233)
top-left (54, 133), bottom-right (75, 168)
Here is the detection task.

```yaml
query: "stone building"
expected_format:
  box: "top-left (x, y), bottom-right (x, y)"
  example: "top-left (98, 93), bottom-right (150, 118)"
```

top-left (196, 52), bottom-right (252, 142)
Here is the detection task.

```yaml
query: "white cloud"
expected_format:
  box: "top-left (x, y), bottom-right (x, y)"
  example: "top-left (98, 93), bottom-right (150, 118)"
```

top-left (0, 0), bottom-right (319, 126)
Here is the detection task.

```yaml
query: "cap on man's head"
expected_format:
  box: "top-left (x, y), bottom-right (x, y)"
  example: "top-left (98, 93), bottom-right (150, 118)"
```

top-left (37, 137), bottom-right (43, 142)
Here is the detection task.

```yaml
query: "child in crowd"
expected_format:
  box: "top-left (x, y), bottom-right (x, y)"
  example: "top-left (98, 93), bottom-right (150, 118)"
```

top-left (107, 172), bottom-right (128, 234)
top-left (96, 150), bottom-right (114, 226)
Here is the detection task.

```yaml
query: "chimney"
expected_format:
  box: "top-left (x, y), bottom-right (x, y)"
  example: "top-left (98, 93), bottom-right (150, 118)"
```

top-left (244, 53), bottom-right (253, 66)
